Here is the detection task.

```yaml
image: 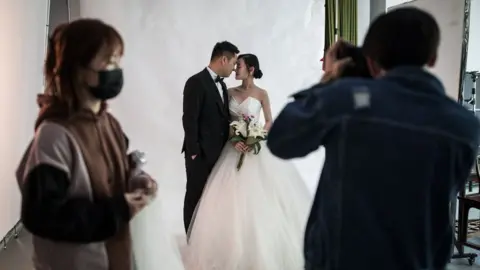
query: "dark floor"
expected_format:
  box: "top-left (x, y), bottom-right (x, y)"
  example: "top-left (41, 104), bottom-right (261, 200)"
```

top-left (1, 230), bottom-right (480, 270)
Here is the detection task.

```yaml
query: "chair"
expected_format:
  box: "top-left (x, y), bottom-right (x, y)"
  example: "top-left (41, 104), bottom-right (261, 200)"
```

top-left (455, 158), bottom-right (480, 265)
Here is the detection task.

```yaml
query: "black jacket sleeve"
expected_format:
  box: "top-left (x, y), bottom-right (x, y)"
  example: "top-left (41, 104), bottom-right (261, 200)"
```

top-left (182, 77), bottom-right (204, 155)
top-left (21, 164), bottom-right (131, 243)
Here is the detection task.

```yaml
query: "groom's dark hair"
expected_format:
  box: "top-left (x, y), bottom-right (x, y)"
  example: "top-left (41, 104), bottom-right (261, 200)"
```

top-left (210, 41), bottom-right (239, 61)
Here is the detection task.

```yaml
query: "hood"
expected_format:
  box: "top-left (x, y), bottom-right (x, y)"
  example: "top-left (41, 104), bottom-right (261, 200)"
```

top-left (35, 94), bottom-right (108, 131)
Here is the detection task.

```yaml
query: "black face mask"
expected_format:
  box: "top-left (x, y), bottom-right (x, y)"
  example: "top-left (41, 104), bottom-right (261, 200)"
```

top-left (89, 69), bottom-right (124, 100)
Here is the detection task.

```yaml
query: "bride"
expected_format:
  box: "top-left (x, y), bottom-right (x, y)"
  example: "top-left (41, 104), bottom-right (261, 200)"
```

top-left (184, 54), bottom-right (312, 270)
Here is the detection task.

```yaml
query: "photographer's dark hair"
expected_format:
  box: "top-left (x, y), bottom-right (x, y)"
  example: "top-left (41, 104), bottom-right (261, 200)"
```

top-left (238, 54), bottom-right (263, 79)
top-left (362, 7), bottom-right (440, 70)
top-left (336, 44), bottom-right (371, 78)
top-left (210, 41), bottom-right (239, 61)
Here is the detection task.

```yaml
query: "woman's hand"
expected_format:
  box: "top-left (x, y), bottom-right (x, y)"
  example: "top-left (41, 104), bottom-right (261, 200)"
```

top-left (129, 173), bottom-right (157, 198)
top-left (125, 190), bottom-right (149, 217)
top-left (145, 179), bottom-right (158, 198)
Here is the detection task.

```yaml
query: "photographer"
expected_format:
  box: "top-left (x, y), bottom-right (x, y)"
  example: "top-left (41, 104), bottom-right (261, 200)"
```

top-left (268, 7), bottom-right (480, 270)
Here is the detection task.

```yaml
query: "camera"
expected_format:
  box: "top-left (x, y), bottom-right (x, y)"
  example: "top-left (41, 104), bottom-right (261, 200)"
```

top-left (336, 43), bottom-right (371, 78)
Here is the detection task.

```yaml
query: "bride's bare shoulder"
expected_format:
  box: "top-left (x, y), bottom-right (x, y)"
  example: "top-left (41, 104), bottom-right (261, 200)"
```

top-left (258, 87), bottom-right (268, 94)
top-left (254, 87), bottom-right (269, 100)
top-left (227, 86), bottom-right (241, 92)
top-left (227, 86), bottom-right (241, 95)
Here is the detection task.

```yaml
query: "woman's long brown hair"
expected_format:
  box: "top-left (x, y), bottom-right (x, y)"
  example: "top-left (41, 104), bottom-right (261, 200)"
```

top-left (44, 23), bottom-right (69, 95)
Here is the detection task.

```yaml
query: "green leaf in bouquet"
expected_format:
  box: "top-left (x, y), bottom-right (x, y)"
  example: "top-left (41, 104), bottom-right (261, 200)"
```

top-left (246, 137), bottom-right (259, 145)
top-left (252, 143), bottom-right (258, 154)
top-left (230, 136), bottom-right (244, 143)
top-left (254, 142), bottom-right (262, 155)
top-left (236, 153), bottom-right (246, 171)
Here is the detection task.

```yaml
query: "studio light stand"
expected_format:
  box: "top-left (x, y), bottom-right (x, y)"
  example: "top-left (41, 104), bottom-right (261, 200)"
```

top-left (449, 0), bottom-right (478, 264)
top-left (452, 71), bottom-right (480, 265)
top-left (451, 69), bottom-right (479, 265)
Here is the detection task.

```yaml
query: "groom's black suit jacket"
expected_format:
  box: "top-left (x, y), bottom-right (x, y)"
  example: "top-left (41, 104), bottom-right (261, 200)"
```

top-left (182, 68), bottom-right (230, 165)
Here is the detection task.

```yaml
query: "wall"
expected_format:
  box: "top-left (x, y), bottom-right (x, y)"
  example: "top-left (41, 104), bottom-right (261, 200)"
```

top-left (386, 0), bottom-right (410, 8)
top-left (0, 0), bottom-right (72, 240)
top-left (48, 0), bottom-right (69, 34)
top-left (47, 0), bottom-right (82, 36)
top-left (358, 0), bottom-right (407, 40)
top-left (358, 0), bottom-right (388, 43)
top-left (387, 0), bottom-right (467, 100)
top-left (383, 0), bottom-right (479, 72)
top-left (466, 0), bottom-right (479, 72)
top-left (358, 0), bottom-right (371, 43)
top-left (0, 0), bottom-right (49, 237)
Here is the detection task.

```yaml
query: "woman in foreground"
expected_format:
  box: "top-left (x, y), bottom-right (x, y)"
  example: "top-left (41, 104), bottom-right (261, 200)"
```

top-left (16, 19), bottom-right (156, 270)
top-left (184, 54), bottom-right (312, 270)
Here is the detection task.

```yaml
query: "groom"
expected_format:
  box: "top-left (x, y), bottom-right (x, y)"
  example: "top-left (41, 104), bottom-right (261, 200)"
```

top-left (182, 41), bottom-right (241, 232)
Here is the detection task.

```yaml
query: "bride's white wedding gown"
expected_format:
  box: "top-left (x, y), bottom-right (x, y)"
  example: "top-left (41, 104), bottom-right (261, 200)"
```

top-left (184, 96), bottom-right (312, 270)
top-left (130, 193), bottom-right (186, 270)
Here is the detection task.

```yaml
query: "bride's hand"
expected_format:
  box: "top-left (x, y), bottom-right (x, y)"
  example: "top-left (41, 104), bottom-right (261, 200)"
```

top-left (233, 141), bottom-right (248, 153)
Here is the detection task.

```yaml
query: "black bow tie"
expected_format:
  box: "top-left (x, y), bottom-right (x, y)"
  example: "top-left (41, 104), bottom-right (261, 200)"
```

top-left (215, 76), bottom-right (224, 83)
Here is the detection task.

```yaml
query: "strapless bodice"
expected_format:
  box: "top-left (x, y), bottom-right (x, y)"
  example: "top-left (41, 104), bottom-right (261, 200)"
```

top-left (229, 96), bottom-right (262, 123)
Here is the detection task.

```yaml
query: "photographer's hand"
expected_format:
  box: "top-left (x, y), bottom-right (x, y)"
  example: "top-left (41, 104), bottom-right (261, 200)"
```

top-left (321, 40), bottom-right (353, 83)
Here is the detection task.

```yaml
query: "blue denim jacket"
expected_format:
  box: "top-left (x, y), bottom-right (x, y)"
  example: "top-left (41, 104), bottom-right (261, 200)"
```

top-left (267, 67), bottom-right (480, 270)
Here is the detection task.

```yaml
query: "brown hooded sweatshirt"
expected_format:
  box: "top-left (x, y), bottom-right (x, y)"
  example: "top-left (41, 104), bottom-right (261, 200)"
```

top-left (16, 95), bottom-right (134, 270)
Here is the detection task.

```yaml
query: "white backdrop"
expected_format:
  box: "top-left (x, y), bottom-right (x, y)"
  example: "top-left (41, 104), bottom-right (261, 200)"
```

top-left (79, 0), bottom-right (325, 234)
top-left (0, 0), bottom-right (49, 237)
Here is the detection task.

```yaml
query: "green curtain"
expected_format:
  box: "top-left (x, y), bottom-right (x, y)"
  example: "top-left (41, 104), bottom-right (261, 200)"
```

top-left (324, 0), bottom-right (336, 52)
top-left (338, 0), bottom-right (358, 45)
top-left (323, 0), bottom-right (336, 69)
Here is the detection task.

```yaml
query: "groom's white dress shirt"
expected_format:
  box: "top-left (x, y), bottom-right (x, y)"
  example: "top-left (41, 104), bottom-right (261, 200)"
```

top-left (206, 66), bottom-right (224, 102)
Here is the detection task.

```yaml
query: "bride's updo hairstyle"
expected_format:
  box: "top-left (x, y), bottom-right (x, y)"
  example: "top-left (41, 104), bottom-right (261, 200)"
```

top-left (238, 54), bottom-right (263, 79)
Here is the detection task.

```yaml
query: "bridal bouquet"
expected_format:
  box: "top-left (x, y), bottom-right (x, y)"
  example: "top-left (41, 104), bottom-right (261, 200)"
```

top-left (229, 114), bottom-right (268, 171)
